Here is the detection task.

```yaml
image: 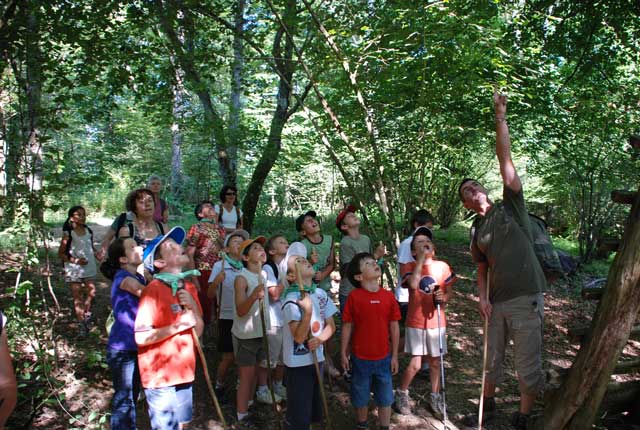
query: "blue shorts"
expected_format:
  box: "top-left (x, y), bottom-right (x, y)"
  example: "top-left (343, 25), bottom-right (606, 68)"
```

top-left (144, 383), bottom-right (193, 430)
top-left (350, 354), bottom-right (394, 408)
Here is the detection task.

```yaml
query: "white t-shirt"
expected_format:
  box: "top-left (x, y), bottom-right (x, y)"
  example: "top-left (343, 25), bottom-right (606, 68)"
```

top-left (214, 204), bottom-right (243, 230)
top-left (208, 260), bottom-right (243, 320)
top-left (64, 229), bottom-right (97, 280)
top-left (395, 235), bottom-right (414, 303)
top-left (231, 268), bottom-right (270, 340)
top-left (282, 289), bottom-right (337, 367)
top-left (262, 263), bottom-right (283, 328)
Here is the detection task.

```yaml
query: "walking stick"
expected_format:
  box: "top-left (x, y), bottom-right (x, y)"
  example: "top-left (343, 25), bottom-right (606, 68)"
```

top-left (434, 286), bottom-right (449, 428)
top-left (257, 275), bottom-right (283, 426)
top-left (478, 270), bottom-right (490, 430)
top-left (192, 327), bottom-right (228, 429)
top-left (295, 262), bottom-right (332, 430)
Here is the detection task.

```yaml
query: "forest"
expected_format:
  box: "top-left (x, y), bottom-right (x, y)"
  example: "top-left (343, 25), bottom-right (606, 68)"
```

top-left (0, 0), bottom-right (639, 429)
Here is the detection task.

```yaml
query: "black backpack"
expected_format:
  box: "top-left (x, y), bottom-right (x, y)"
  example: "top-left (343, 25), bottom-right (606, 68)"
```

top-left (63, 224), bottom-right (94, 257)
top-left (471, 211), bottom-right (564, 283)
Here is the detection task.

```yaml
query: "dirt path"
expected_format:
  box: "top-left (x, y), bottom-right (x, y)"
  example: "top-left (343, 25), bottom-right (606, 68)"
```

top-left (8, 225), bottom-right (632, 429)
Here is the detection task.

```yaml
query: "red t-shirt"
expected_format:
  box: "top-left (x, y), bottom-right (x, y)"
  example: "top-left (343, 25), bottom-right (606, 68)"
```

top-left (135, 279), bottom-right (202, 389)
top-left (342, 287), bottom-right (401, 360)
top-left (402, 260), bottom-right (456, 330)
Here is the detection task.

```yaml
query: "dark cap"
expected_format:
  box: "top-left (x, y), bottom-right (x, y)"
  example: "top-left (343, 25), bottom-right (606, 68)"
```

top-left (413, 226), bottom-right (433, 240)
top-left (335, 205), bottom-right (357, 230)
top-left (295, 210), bottom-right (317, 232)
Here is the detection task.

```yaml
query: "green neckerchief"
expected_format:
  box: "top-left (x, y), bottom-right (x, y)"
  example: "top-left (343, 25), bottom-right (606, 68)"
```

top-left (223, 253), bottom-right (244, 270)
top-left (154, 270), bottom-right (201, 295)
top-left (200, 218), bottom-right (217, 224)
top-left (282, 282), bottom-right (317, 298)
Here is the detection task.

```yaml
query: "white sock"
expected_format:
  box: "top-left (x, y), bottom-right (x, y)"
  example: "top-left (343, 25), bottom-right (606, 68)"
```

top-left (237, 412), bottom-right (248, 421)
top-left (274, 381), bottom-right (284, 389)
top-left (257, 385), bottom-right (268, 393)
top-left (398, 388), bottom-right (409, 395)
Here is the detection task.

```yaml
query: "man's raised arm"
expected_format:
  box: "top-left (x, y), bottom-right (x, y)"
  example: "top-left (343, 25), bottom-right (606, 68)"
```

top-left (494, 92), bottom-right (522, 193)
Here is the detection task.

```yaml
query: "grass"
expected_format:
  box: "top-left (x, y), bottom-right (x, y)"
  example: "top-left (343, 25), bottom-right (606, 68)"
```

top-left (433, 220), bottom-right (473, 246)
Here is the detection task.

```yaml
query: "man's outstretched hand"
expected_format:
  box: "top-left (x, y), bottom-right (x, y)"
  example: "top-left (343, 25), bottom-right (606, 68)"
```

top-left (494, 91), bottom-right (507, 118)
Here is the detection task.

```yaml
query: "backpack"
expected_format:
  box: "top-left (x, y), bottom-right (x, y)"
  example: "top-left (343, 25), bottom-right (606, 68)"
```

top-left (114, 212), bottom-right (165, 239)
top-left (63, 224), bottom-right (94, 257)
top-left (471, 211), bottom-right (564, 283)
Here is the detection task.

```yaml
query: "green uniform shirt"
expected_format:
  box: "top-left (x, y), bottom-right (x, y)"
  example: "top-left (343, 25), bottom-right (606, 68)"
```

top-left (471, 186), bottom-right (546, 304)
top-left (338, 234), bottom-right (373, 297)
top-left (301, 235), bottom-right (334, 292)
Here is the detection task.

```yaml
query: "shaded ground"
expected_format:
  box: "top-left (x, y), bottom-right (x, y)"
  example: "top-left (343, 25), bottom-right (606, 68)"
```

top-left (2, 226), bottom-right (638, 429)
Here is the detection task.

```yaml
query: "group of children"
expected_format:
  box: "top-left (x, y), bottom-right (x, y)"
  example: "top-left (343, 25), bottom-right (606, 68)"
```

top-left (59, 198), bottom-right (457, 430)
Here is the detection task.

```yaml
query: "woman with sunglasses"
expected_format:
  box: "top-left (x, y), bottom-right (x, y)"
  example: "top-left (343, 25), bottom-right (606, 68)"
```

top-left (215, 185), bottom-right (244, 234)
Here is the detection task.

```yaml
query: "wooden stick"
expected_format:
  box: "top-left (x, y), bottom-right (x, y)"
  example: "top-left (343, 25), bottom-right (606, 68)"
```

top-left (192, 327), bottom-right (227, 428)
top-left (258, 274), bottom-right (283, 426)
top-left (478, 270), bottom-right (490, 430)
top-left (295, 262), bottom-right (332, 430)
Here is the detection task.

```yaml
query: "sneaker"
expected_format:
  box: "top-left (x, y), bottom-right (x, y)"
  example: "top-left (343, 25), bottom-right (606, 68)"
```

top-left (343, 370), bottom-right (352, 383)
top-left (392, 389), bottom-right (411, 415)
top-left (256, 388), bottom-right (282, 404)
top-left (237, 416), bottom-right (259, 430)
top-left (274, 383), bottom-right (287, 400)
top-left (462, 397), bottom-right (497, 426)
top-left (511, 411), bottom-right (530, 430)
top-left (429, 393), bottom-right (444, 420)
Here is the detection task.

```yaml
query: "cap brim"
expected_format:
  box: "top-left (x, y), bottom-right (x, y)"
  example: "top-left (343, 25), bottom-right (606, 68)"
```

top-left (224, 229), bottom-right (250, 247)
top-left (143, 226), bottom-right (186, 272)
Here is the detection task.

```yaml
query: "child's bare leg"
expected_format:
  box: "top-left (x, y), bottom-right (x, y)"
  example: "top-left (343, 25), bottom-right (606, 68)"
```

top-left (274, 364), bottom-right (284, 384)
top-left (236, 365), bottom-right (257, 414)
top-left (355, 406), bottom-right (368, 423)
top-left (378, 405), bottom-right (391, 427)
top-left (83, 280), bottom-right (96, 317)
top-left (257, 365), bottom-right (268, 387)
top-left (69, 282), bottom-right (85, 322)
top-left (427, 355), bottom-right (441, 393)
top-left (216, 352), bottom-right (234, 385)
top-left (399, 355), bottom-right (423, 390)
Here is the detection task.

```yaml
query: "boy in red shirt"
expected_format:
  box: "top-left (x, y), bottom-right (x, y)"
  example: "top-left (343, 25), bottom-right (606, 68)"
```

top-left (394, 227), bottom-right (457, 419)
top-left (135, 226), bottom-right (204, 430)
top-left (341, 252), bottom-right (400, 430)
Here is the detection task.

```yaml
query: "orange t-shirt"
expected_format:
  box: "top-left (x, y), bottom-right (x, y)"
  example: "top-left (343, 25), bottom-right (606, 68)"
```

top-left (401, 260), bottom-right (456, 330)
top-left (135, 279), bottom-right (202, 389)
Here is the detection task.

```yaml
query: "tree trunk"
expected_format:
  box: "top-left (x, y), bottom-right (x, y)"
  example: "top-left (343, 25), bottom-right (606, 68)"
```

top-left (25, 4), bottom-right (43, 222)
top-left (170, 63), bottom-right (185, 202)
top-left (544, 186), bottom-right (640, 429)
top-left (227, 0), bottom-right (244, 189)
top-left (242, 0), bottom-right (297, 232)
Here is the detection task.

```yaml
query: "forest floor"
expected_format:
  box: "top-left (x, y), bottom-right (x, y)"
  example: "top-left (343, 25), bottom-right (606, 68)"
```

top-left (1, 223), bottom-right (639, 429)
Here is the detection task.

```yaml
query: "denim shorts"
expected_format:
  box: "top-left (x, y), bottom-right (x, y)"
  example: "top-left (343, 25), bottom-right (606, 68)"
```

top-left (144, 383), bottom-right (193, 430)
top-left (350, 354), bottom-right (394, 408)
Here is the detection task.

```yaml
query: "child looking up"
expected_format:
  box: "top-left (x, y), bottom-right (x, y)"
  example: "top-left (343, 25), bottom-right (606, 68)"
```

top-left (208, 229), bottom-right (249, 401)
top-left (256, 235), bottom-right (288, 404)
top-left (336, 205), bottom-right (385, 312)
top-left (186, 200), bottom-right (225, 327)
top-left (100, 238), bottom-right (146, 430)
top-left (58, 205), bottom-right (98, 336)
top-left (279, 242), bottom-right (337, 430)
top-left (394, 227), bottom-right (457, 419)
top-left (232, 236), bottom-right (271, 427)
top-left (342, 252), bottom-right (400, 430)
top-left (134, 227), bottom-right (203, 430)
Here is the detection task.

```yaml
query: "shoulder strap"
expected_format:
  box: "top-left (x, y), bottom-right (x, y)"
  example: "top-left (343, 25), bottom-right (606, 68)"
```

top-left (86, 225), bottom-right (94, 244)
top-left (266, 260), bottom-right (279, 280)
top-left (157, 221), bottom-right (165, 235)
top-left (235, 205), bottom-right (241, 228)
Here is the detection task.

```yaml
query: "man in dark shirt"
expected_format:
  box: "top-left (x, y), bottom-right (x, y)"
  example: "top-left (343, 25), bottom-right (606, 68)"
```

top-left (459, 93), bottom-right (545, 429)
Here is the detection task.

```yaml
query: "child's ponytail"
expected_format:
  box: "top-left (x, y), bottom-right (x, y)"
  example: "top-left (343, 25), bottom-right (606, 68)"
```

top-left (99, 238), bottom-right (127, 280)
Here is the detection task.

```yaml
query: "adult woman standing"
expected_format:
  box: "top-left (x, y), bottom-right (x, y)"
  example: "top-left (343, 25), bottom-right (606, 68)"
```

top-left (147, 175), bottom-right (169, 225)
top-left (118, 189), bottom-right (165, 249)
top-left (215, 185), bottom-right (244, 234)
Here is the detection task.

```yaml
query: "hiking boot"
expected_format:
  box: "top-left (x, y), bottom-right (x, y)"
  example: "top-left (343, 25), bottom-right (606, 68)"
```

top-left (392, 389), bottom-right (411, 415)
top-left (462, 397), bottom-right (496, 426)
top-left (274, 383), bottom-right (287, 400)
top-left (511, 411), bottom-right (530, 430)
top-left (256, 387), bottom-right (282, 404)
top-left (429, 392), bottom-right (445, 420)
